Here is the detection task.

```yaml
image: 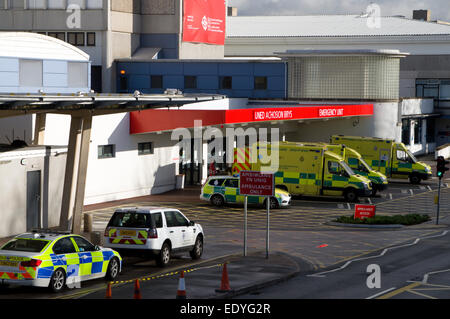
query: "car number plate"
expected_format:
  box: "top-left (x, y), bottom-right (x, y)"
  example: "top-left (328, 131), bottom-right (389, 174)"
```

top-left (0, 260), bottom-right (18, 267)
top-left (120, 230), bottom-right (136, 237)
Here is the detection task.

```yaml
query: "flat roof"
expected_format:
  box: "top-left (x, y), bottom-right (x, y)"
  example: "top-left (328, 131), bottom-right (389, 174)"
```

top-left (0, 92), bottom-right (226, 118)
top-left (227, 15), bottom-right (450, 38)
top-left (276, 49), bottom-right (409, 57)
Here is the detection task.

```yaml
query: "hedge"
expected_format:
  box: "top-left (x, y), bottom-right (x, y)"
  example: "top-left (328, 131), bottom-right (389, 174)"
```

top-left (334, 214), bottom-right (431, 226)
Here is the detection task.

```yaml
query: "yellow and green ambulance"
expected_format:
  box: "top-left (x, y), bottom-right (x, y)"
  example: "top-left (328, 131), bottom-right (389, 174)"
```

top-left (232, 142), bottom-right (373, 202)
top-left (324, 144), bottom-right (388, 195)
top-left (331, 135), bottom-right (432, 184)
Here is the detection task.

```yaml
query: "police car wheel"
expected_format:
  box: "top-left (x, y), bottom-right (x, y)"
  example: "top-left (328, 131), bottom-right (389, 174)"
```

top-left (157, 242), bottom-right (171, 267)
top-left (264, 197), bottom-right (279, 209)
top-left (106, 257), bottom-right (120, 281)
top-left (190, 236), bottom-right (203, 260)
top-left (211, 195), bottom-right (224, 207)
top-left (49, 268), bottom-right (66, 293)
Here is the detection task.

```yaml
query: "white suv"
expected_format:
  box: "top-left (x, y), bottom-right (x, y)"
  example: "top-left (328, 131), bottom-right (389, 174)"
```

top-left (103, 207), bottom-right (204, 267)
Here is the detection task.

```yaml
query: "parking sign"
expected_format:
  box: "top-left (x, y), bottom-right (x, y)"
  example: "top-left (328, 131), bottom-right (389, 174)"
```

top-left (239, 171), bottom-right (275, 196)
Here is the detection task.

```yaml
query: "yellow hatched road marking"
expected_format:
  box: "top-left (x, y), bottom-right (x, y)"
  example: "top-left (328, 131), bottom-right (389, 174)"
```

top-left (377, 282), bottom-right (421, 299)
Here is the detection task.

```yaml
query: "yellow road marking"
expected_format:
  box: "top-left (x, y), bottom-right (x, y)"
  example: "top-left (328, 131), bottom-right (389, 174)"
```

top-left (407, 289), bottom-right (437, 299)
top-left (377, 282), bottom-right (421, 299)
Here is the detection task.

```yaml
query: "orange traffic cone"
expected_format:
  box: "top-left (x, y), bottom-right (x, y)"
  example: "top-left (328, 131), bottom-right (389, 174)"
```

top-left (133, 279), bottom-right (142, 299)
top-left (176, 271), bottom-right (187, 299)
top-left (105, 282), bottom-right (112, 299)
top-left (215, 262), bottom-right (231, 293)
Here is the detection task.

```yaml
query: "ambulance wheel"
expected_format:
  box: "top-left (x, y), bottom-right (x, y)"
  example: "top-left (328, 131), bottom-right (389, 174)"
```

top-left (410, 174), bottom-right (421, 185)
top-left (49, 268), bottom-right (66, 293)
top-left (371, 188), bottom-right (377, 197)
top-left (211, 195), bottom-right (225, 207)
top-left (344, 189), bottom-right (358, 203)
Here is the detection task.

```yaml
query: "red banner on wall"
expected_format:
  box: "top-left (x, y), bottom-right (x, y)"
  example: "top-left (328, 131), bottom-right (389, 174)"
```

top-left (182, 0), bottom-right (226, 45)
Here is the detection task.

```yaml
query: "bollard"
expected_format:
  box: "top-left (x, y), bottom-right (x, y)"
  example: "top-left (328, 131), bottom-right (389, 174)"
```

top-left (83, 213), bottom-right (93, 233)
top-left (90, 231), bottom-right (101, 246)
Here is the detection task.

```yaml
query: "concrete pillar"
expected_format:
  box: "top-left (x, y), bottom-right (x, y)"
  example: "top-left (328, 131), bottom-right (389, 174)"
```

top-left (59, 116), bottom-right (82, 231)
top-left (33, 113), bottom-right (46, 145)
top-left (59, 116), bottom-right (92, 234)
top-left (71, 116), bottom-right (92, 234)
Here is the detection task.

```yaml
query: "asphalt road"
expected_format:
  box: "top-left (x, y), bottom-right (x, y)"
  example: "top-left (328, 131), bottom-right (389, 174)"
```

top-left (2, 175), bottom-right (449, 299)
top-left (236, 229), bottom-right (450, 299)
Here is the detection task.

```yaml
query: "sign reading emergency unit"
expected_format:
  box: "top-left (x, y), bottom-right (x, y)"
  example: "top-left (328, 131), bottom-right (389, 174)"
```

top-left (182, 0), bottom-right (226, 45)
top-left (239, 171), bottom-right (275, 197)
top-left (354, 205), bottom-right (376, 220)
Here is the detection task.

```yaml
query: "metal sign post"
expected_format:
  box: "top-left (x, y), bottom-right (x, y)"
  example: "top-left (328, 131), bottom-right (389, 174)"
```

top-left (436, 177), bottom-right (442, 225)
top-left (266, 195), bottom-right (270, 259)
top-left (239, 171), bottom-right (274, 259)
top-left (244, 195), bottom-right (248, 256)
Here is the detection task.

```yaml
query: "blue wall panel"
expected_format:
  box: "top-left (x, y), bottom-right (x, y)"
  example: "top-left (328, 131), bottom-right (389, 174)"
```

top-left (116, 60), bottom-right (286, 98)
top-left (150, 62), bottom-right (184, 75)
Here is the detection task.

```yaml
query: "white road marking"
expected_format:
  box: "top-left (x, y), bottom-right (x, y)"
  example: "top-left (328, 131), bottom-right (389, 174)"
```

top-left (307, 231), bottom-right (449, 278)
top-left (422, 268), bottom-right (450, 284)
top-left (366, 287), bottom-right (396, 299)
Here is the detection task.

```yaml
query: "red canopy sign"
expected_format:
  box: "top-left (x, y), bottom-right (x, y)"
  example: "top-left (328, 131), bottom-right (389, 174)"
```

top-left (239, 171), bottom-right (275, 197)
top-left (182, 0), bottom-right (226, 45)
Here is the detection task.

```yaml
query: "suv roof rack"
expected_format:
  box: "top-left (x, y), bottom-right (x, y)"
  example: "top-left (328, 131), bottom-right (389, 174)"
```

top-left (30, 228), bottom-right (71, 235)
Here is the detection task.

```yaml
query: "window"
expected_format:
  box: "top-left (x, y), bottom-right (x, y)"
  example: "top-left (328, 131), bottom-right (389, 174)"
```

top-left (119, 76), bottom-right (128, 92)
top-left (20, 60), bottom-right (43, 87)
top-left (254, 76), bottom-right (268, 90)
top-left (68, 62), bottom-right (88, 88)
top-left (219, 76), bottom-right (232, 89)
top-left (98, 144), bottom-right (115, 159)
top-left (208, 178), bottom-right (223, 186)
top-left (426, 119), bottom-right (435, 143)
top-left (1, 239), bottom-right (49, 253)
top-left (184, 76), bottom-right (197, 89)
top-left (224, 179), bottom-right (239, 188)
top-left (53, 237), bottom-right (76, 255)
top-left (152, 213), bottom-right (163, 228)
top-left (87, 32), bottom-right (96, 46)
top-left (151, 75), bottom-right (163, 89)
top-left (48, 32), bottom-right (66, 42)
top-left (327, 161), bottom-right (341, 175)
top-left (67, 32), bottom-right (85, 46)
top-left (108, 212), bottom-right (152, 228)
top-left (72, 236), bottom-right (95, 252)
top-left (396, 150), bottom-right (409, 162)
top-left (138, 142), bottom-right (153, 155)
top-left (401, 119), bottom-right (411, 146)
top-left (413, 120), bottom-right (422, 145)
top-left (164, 211), bottom-right (189, 227)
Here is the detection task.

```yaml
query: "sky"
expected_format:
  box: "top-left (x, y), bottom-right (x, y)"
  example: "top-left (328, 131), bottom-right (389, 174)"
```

top-left (227, 0), bottom-right (450, 21)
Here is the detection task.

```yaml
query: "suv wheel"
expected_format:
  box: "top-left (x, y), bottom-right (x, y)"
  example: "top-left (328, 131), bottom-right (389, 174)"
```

top-left (157, 242), bottom-right (171, 267)
top-left (190, 236), bottom-right (203, 260)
